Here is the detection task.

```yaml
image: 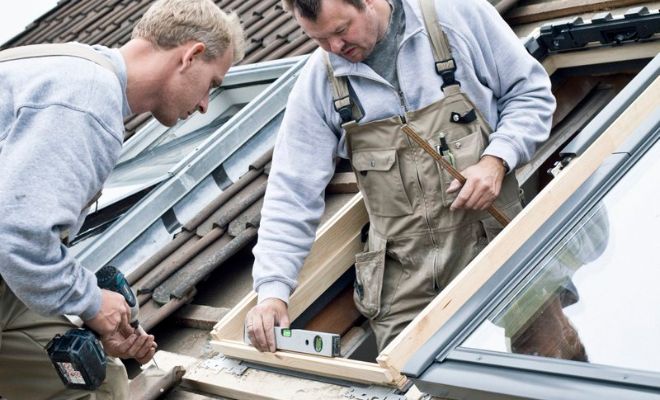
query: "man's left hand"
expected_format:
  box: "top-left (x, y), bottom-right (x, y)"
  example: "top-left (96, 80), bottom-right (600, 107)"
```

top-left (101, 328), bottom-right (157, 365)
top-left (447, 155), bottom-right (507, 211)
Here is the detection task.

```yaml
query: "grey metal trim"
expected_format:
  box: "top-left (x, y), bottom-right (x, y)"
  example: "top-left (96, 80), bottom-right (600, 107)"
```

top-left (449, 348), bottom-right (660, 388)
top-left (76, 56), bottom-right (308, 272)
top-left (116, 56), bottom-right (303, 165)
top-left (220, 55), bottom-right (306, 88)
top-left (414, 355), bottom-right (660, 400)
top-left (560, 54), bottom-right (659, 158)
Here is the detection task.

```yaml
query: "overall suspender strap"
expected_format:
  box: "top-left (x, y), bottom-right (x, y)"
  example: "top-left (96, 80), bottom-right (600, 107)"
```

top-left (0, 43), bottom-right (118, 76)
top-left (323, 52), bottom-right (355, 124)
top-left (418, 0), bottom-right (460, 89)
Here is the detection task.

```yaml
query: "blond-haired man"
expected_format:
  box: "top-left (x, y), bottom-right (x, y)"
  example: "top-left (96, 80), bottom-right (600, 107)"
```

top-left (0, 0), bottom-right (244, 398)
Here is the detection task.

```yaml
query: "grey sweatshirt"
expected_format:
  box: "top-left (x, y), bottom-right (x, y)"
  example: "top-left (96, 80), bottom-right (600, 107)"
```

top-left (253, 0), bottom-right (556, 303)
top-left (0, 44), bottom-right (130, 320)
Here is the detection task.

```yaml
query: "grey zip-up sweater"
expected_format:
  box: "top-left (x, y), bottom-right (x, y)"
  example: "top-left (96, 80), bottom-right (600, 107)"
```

top-left (0, 44), bottom-right (131, 320)
top-left (253, 0), bottom-right (556, 303)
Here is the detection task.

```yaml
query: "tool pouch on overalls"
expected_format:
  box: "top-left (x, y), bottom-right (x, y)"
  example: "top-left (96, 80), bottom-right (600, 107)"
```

top-left (0, 44), bottom-right (117, 245)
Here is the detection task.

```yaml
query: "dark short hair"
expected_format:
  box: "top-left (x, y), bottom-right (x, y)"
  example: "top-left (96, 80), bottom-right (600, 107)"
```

top-left (281, 0), bottom-right (366, 21)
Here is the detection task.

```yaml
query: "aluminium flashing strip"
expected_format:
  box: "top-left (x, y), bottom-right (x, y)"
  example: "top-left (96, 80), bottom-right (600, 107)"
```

top-left (107, 114), bottom-right (280, 278)
top-left (416, 352), bottom-right (660, 400)
top-left (406, 110), bottom-right (660, 398)
top-left (106, 120), bottom-right (279, 279)
top-left (117, 56), bottom-right (302, 164)
top-left (446, 346), bottom-right (660, 388)
top-left (219, 55), bottom-right (307, 88)
top-left (560, 52), bottom-right (659, 157)
top-left (77, 56), bottom-right (309, 272)
top-left (401, 54), bottom-right (659, 379)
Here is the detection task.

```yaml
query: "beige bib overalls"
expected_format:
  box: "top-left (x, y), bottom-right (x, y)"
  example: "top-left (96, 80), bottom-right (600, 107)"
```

top-left (0, 44), bottom-right (128, 400)
top-left (326, 0), bottom-right (522, 350)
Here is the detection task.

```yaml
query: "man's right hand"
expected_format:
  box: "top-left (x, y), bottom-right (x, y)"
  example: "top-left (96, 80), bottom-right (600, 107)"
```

top-left (245, 298), bottom-right (290, 352)
top-left (84, 289), bottom-right (133, 338)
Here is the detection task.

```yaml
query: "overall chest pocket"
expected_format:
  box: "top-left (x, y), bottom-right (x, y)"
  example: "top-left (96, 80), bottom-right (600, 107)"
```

top-left (352, 149), bottom-right (413, 217)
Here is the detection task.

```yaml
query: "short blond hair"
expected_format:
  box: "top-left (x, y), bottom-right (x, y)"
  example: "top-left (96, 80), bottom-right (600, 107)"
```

top-left (132, 0), bottom-right (245, 62)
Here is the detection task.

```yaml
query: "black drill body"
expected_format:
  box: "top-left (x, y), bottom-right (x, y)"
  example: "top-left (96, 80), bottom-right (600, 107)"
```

top-left (46, 265), bottom-right (137, 390)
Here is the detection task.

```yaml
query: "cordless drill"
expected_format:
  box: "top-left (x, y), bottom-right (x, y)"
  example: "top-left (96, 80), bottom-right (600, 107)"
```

top-left (46, 265), bottom-right (141, 390)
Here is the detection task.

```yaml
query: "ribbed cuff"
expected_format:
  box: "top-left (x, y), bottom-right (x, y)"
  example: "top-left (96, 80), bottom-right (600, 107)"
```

top-left (257, 281), bottom-right (291, 304)
top-left (483, 137), bottom-right (519, 174)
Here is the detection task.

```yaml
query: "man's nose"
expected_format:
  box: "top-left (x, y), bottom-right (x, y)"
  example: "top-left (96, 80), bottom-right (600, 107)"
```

top-left (328, 37), bottom-right (344, 54)
top-left (198, 93), bottom-right (209, 114)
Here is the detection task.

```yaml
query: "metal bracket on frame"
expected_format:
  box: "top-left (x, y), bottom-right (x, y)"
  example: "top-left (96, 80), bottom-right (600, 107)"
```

top-left (200, 354), bottom-right (247, 376)
top-left (343, 385), bottom-right (407, 400)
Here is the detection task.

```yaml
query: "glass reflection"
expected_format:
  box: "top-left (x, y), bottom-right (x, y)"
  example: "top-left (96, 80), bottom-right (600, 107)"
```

top-left (463, 139), bottom-right (660, 373)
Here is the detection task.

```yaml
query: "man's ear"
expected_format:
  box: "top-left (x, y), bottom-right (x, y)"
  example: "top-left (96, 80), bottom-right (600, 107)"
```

top-left (180, 42), bottom-right (207, 71)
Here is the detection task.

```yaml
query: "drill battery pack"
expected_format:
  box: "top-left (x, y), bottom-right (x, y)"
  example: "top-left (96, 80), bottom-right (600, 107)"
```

top-left (46, 328), bottom-right (107, 390)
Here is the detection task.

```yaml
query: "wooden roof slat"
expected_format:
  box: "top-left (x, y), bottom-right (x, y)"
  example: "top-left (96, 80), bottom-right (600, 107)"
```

top-left (505, 0), bottom-right (650, 24)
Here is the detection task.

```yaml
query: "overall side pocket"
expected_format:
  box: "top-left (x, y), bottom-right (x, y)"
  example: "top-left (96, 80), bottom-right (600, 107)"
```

top-left (353, 248), bottom-right (386, 320)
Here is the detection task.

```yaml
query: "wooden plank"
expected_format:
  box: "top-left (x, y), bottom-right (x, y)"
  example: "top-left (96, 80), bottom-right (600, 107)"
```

top-left (129, 365), bottom-right (185, 400)
top-left (505, 0), bottom-right (647, 25)
top-left (304, 285), bottom-right (363, 336)
top-left (152, 350), bottom-right (200, 372)
top-left (340, 325), bottom-right (372, 358)
top-left (162, 388), bottom-right (227, 400)
top-left (155, 350), bottom-right (348, 400)
top-left (543, 41), bottom-right (660, 76)
top-left (174, 304), bottom-right (230, 330)
top-left (154, 351), bottom-right (417, 400)
top-left (377, 76), bottom-right (659, 374)
top-left (211, 193), bottom-right (367, 341)
top-left (184, 368), bottom-right (347, 400)
top-left (327, 172), bottom-right (359, 194)
top-left (211, 340), bottom-right (406, 388)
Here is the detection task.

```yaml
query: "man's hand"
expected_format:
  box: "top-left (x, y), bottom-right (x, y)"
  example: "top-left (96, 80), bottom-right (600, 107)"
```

top-left (447, 155), bottom-right (506, 211)
top-left (245, 298), bottom-right (290, 352)
top-left (101, 328), bottom-right (157, 364)
top-left (84, 289), bottom-right (133, 338)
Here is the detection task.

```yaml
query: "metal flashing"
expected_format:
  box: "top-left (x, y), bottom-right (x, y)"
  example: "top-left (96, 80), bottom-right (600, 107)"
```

top-left (76, 56), bottom-right (307, 272)
top-left (416, 355), bottom-right (660, 400)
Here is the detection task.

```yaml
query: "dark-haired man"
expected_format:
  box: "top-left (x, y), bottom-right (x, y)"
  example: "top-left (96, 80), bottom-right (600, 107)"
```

top-left (246, 0), bottom-right (555, 352)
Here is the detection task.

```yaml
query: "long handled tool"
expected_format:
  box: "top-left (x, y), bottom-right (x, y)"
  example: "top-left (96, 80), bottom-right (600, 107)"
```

top-left (401, 125), bottom-right (510, 227)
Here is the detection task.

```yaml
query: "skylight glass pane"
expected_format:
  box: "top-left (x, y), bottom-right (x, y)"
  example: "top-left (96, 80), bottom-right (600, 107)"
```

top-left (462, 139), bottom-right (660, 373)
